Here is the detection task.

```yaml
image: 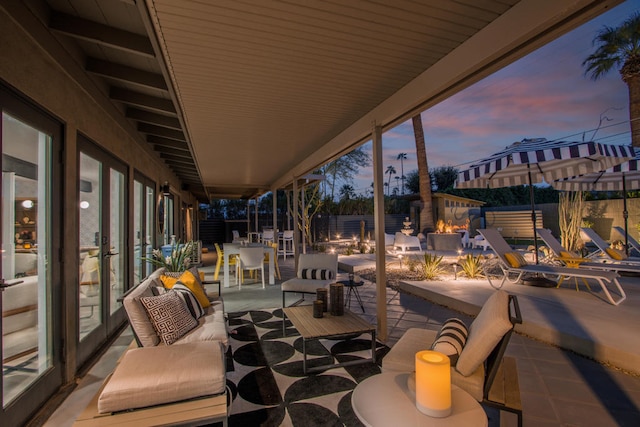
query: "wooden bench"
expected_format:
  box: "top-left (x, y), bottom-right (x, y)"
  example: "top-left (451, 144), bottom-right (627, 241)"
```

top-left (483, 356), bottom-right (522, 427)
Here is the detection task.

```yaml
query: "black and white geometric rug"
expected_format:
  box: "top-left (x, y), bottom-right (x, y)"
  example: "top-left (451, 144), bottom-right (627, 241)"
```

top-left (223, 308), bottom-right (389, 427)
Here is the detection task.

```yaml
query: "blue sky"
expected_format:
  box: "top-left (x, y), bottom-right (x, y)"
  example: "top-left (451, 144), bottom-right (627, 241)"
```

top-left (351, 0), bottom-right (639, 195)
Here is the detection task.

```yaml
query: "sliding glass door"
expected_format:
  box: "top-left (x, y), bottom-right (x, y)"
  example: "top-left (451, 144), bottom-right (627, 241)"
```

top-left (133, 173), bottom-right (155, 284)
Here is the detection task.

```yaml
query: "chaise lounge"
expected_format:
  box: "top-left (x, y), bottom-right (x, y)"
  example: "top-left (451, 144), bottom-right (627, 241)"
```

top-left (480, 229), bottom-right (626, 306)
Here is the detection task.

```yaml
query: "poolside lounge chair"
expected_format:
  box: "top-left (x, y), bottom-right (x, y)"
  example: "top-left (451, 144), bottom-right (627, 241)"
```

top-left (536, 228), bottom-right (640, 275)
top-left (580, 228), bottom-right (640, 264)
top-left (612, 226), bottom-right (640, 255)
top-left (479, 229), bottom-right (626, 306)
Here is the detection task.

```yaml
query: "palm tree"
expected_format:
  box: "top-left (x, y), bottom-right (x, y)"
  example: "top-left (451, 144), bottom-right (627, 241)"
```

top-left (397, 153), bottom-right (407, 194)
top-left (412, 114), bottom-right (435, 233)
top-left (385, 165), bottom-right (396, 196)
top-left (583, 12), bottom-right (640, 147)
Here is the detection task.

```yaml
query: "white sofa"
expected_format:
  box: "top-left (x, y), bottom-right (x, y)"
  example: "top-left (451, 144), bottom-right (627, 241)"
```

top-left (123, 268), bottom-right (228, 349)
top-left (2, 275), bottom-right (39, 361)
top-left (281, 253), bottom-right (338, 307)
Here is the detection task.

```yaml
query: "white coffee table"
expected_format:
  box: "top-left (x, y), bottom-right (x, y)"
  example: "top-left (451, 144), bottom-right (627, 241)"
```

top-left (352, 372), bottom-right (487, 427)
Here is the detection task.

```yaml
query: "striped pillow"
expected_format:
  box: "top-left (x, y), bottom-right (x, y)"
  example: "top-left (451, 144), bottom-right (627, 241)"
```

top-left (173, 283), bottom-right (205, 319)
top-left (299, 268), bottom-right (334, 280)
top-left (140, 292), bottom-right (198, 345)
top-left (431, 318), bottom-right (468, 364)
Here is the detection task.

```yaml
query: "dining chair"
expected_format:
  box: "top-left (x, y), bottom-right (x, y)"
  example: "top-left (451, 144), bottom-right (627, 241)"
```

top-left (279, 230), bottom-right (295, 259)
top-left (262, 229), bottom-right (275, 245)
top-left (237, 247), bottom-right (265, 289)
top-left (263, 242), bottom-right (281, 280)
top-left (214, 243), bottom-right (237, 281)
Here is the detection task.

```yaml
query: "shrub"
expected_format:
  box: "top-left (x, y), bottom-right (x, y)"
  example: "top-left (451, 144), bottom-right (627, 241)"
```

top-left (420, 253), bottom-right (444, 280)
top-left (458, 254), bottom-right (484, 279)
top-left (406, 255), bottom-right (421, 272)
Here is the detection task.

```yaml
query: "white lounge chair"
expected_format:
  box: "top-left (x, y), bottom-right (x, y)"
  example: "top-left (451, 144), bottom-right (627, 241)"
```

top-left (580, 227), bottom-right (640, 265)
top-left (611, 226), bottom-right (640, 255)
top-left (536, 228), bottom-right (640, 275)
top-left (479, 229), bottom-right (626, 306)
top-left (393, 232), bottom-right (422, 253)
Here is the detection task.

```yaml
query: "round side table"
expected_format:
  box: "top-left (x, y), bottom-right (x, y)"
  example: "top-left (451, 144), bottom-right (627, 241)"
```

top-left (352, 372), bottom-right (487, 427)
top-left (338, 279), bottom-right (365, 313)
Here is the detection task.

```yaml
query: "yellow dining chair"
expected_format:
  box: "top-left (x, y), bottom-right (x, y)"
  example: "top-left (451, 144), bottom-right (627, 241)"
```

top-left (214, 243), bottom-right (237, 281)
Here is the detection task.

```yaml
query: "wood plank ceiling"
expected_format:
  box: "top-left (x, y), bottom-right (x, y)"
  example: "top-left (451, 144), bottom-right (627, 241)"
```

top-left (31, 0), bottom-right (622, 201)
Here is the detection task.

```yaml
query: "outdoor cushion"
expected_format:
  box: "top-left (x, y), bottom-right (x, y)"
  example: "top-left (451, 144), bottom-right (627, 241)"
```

top-left (140, 292), bottom-right (198, 346)
top-left (381, 327), bottom-right (485, 401)
top-left (431, 318), bottom-right (468, 364)
top-left (176, 308), bottom-right (229, 349)
top-left (456, 290), bottom-right (512, 376)
top-left (606, 247), bottom-right (627, 261)
top-left (173, 283), bottom-right (206, 319)
top-left (163, 269), bottom-right (211, 308)
top-left (97, 341), bottom-right (225, 413)
top-left (300, 268), bottom-right (334, 280)
top-left (123, 269), bottom-right (165, 347)
top-left (505, 252), bottom-right (527, 268)
top-left (560, 251), bottom-right (579, 259)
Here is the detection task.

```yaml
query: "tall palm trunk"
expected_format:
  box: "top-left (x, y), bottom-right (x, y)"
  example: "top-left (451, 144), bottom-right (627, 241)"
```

top-left (623, 72), bottom-right (640, 147)
top-left (412, 114), bottom-right (435, 233)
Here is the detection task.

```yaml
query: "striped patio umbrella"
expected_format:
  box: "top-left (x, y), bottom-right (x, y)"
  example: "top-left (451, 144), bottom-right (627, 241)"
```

top-left (456, 138), bottom-right (634, 268)
top-left (552, 148), bottom-right (640, 254)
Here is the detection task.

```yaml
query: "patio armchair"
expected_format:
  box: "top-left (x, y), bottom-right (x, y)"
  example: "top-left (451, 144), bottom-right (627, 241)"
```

top-left (480, 229), bottom-right (626, 306)
top-left (236, 247), bottom-right (265, 289)
top-left (393, 232), bottom-right (422, 253)
top-left (580, 227), bottom-right (640, 264)
top-left (536, 228), bottom-right (640, 275)
top-left (281, 253), bottom-right (338, 307)
top-left (382, 290), bottom-right (523, 426)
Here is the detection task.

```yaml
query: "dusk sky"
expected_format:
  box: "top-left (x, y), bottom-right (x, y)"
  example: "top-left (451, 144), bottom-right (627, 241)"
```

top-left (351, 0), bottom-right (640, 195)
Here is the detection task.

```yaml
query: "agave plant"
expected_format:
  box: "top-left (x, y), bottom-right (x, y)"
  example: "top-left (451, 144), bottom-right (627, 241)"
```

top-left (142, 240), bottom-right (195, 272)
top-left (458, 254), bottom-right (484, 279)
top-left (420, 253), bottom-right (444, 280)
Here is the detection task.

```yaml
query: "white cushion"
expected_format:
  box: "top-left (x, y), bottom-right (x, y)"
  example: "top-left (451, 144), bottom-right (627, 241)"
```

top-left (382, 327), bottom-right (484, 401)
top-left (456, 290), bottom-right (512, 376)
top-left (123, 268), bottom-right (165, 346)
top-left (175, 308), bottom-right (229, 350)
top-left (98, 341), bottom-right (225, 413)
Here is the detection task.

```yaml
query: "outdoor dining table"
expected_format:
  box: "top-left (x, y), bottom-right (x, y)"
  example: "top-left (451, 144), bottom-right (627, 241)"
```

top-left (222, 242), bottom-right (275, 288)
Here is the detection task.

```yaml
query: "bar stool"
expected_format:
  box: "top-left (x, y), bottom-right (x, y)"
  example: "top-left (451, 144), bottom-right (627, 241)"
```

top-left (262, 229), bottom-right (275, 245)
top-left (279, 230), bottom-right (294, 260)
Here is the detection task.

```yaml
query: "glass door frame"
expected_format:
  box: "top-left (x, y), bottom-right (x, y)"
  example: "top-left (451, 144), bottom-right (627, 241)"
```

top-left (133, 172), bottom-right (155, 284)
top-left (76, 136), bottom-right (128, 367)
top-left (0, 84), bottom-right (63, 426)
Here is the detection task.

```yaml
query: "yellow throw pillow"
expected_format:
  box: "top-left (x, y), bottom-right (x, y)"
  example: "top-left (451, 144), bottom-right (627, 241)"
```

top-left (177, 269), bottom-right (211, 308)
top-left (605, 247), bottom-right (627, 261)
top-left (560, 251), bottom-right (578, 259)
top-left (504, 252), bottom-right (527, 268)
top-left (160, 274), bottom-right (180, 289)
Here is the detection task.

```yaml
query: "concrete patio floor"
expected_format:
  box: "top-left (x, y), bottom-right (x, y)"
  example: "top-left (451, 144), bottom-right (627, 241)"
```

top-left (44, 251), bottom-right (640, 427)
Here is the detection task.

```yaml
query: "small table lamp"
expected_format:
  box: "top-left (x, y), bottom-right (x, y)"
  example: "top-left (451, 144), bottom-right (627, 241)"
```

top-left (415, 350), bottom-right (452, 417)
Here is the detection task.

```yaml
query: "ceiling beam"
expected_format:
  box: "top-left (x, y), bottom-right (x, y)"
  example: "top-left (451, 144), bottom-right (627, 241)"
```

top-left (86, 58), bottom-right (167, 90)
top-left (110, 88), bottom-right (176, 114)
top-left (126, 108), bottom-right (181, 129)
top-left (147, 135), bottom-right (189, 150)
top-left (49, 11), bottom-right (155, 57)
top-left (138, 123), bottom-right (186, 141)
top-left (160, 153), bottom-right (195, 165)
top-left (154, 146), bottom-right (193, 158)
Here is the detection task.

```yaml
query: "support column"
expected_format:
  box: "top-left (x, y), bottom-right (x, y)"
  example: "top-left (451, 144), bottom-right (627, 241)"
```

top-left (301, 182), bottom-right (307, 254)
top-left (372, 122), bottom-right (387, 342)
top-left (293, 178), bottom-right (300, 268)
top-left (272, 189), bottom-right (278, 236)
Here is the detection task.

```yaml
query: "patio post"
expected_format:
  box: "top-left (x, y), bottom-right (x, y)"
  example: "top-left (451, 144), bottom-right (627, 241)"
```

top-left (372, 122), bottom-right (387, 341)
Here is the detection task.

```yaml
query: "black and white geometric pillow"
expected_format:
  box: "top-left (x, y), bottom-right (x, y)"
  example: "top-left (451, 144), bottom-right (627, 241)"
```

top-left (139, 291), bottom-right (198, 345)
top-left (431, 318), bottom-right (468, 364)
top-left (299, 268), bottom-right (334, 280)
top-left (173, 283), bottom-right (205, 319)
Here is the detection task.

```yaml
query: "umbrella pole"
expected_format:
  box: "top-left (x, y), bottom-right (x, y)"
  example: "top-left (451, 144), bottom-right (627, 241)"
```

top-left (623, 173), bottom-right (629, 256)
top-left (528, 168), bottom-right (539, 264)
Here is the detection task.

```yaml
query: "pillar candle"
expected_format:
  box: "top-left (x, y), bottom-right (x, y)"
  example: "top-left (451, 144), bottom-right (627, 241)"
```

top-left (415, 350), bottom-right (451, 417)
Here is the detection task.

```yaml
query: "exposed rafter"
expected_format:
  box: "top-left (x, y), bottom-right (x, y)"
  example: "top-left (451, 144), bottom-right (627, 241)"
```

top-left (110, 88), bottom-right (176, 114)
top-left (86, 58), bottom-right (167, 90)
top-left (126, 108), bottom-right (181, 129)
